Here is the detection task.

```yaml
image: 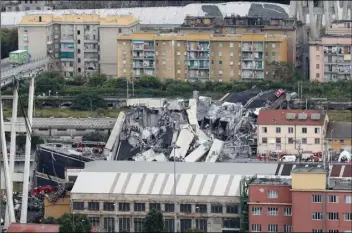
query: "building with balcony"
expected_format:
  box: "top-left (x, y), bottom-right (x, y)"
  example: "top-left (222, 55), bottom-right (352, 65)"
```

top-left (309, 20), bottom-right (352, 82)
top-left (256, 109), bottom-right (328, 155)
top-left (70, 160), bottom-right (279, 232)
top-left (117, 32), bottom-right (287, 81)
top-left (1, 0), bottom-right (54, 12)
top-left (248, 166), bottom-right (352, 232)
top-left (177, 15), bottom-right (307, 78)
top-left (17, 14), bottom-right (139, 77)
top-left (327, 122), bottom-right (352, 153)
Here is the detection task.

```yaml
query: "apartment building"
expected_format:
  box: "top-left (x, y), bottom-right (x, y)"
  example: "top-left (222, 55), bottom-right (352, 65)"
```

top-left (17, 14), bottom-right (139, 77)
top-left (248, 166), bottom-right (352, 232)
top-left (309, 20), bottom-right (352, 82)
top-left (116, 32), bottom-right (287, 81)
top-left (256, 109), bottom-right (328, 154)
top-left (177, 16), bottom-right (307, 77)
top-left (1, 0), bottom-right (53, 12)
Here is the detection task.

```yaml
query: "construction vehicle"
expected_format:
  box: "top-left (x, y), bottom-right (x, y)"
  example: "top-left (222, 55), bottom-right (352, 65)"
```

top-left (9, 50), bottom-right (30, 67)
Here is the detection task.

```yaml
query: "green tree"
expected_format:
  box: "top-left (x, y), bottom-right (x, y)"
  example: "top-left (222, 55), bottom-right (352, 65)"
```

top-left (144, 209), bottom-right (165, 233)
top-left (65, 75), bottom-right (86, 86)
top-left (186, 228), bottom-right (203, 232)
top-left (42, 216), bottom-right (58, 224)
top-left (35, 71), bottom-right (65, 95)
top-left (16, 135), bottom-right (44, 150)
top-left (136, 75), bottom-right (161, 89)
top-left (268, 61), bottom-right (302, 82)
top-left (58, 214), bottom-right (92, 233)
top-left (1, 28), bottom-right (18, 59)
top-left (72, 93), bottom-right (107, 111)
top-left (87, 73), bottom-right (107, 87)
top-left (82, 132), bottom-right (107, 142)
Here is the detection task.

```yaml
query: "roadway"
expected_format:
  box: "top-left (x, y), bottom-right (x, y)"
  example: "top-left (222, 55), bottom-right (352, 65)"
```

top-left (0, 58), bottom-right (12, 70)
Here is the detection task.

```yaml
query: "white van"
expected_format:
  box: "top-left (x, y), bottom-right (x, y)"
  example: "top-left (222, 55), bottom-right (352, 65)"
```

top-left (281, 155), bottom-right (296, 162)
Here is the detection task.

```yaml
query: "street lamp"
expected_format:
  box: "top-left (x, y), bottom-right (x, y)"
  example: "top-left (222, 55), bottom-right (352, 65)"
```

top-left (171, 142), bottom-right (180, 233)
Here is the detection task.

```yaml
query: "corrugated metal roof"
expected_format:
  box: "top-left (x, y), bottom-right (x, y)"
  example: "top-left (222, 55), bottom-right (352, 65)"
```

top-left (71, 161), bottom-right (278, 196)
top-left (72, 171), bottom-right (243, 196)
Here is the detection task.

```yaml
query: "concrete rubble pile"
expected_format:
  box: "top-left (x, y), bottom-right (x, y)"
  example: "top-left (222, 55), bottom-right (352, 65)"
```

top-left (114, 92), bottom-right (258, 162)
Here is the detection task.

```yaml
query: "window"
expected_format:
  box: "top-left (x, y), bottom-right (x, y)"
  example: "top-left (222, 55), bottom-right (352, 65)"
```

top-left (180, 204), bottom-right (192, 213)
top-left (252, 207), bottom-right (262, 215)
top-left (196, 219), bottom-right (208, 232)
top-left (315, 127), bottom-right (320, 134)
top-left (284, 207), bottom-right (292, 216)
top-left (316, 73), bottom-right (320, 78)
top-left (230, 52), bottom-right (233, 57)
top-left (302, 138), bottom-right (307, 144)
top-left (78, 68), bottom-right (81, 73)
top-left (219, 52), bottom-right (222, 56)
top-left (262, 137), bottom-right (268, 144)
top-left (164, 219), bottom-right (175, 232)
top-left (328, 195), bottom-right (338, 203)
top-left (230, 42), bottom-right (233, 48)
top-left (119, 218), bottom-right (130, 232)
top-left (195, 204), bottom-right (207, 213)
top-left (226, 204), bottom-right (238, 214)
top-left (72, 201), bottom-right (84, 210)
top-left (340, 140), bottom-right (345, 144)
top-left (284, 225), bottom-right (292, 232)
top-left (312, 194), bottom-right (322, 203)
top-left (316, 64), bottom-right (320, 69)
top-left (268, 190), bottom-right (278, 198)
top-left (77, 30), bottom-right (80, 35)
top-left (288, 127), bottom-right (293, 133)
top-left (329, 230), bottom-right (339, 233)
top-left (78, 58), bottom-right (81, 63)
top-left (272, 52), bottom-right (276, 56)
top-left (316, 55), bottom-right (320, 60)
top-left (268, 207), bottom-right (278, 216)
top-left (265, 52), bottom-right (268, 56)
top-left (119, 203), bottom-right (130, 211)
top-left (262, 127), bottom-right (267, 133)
top-left (149, 203), bottom-right (161, 211)
top-left (103, 202), bottom-right (114, 211)
top-left (345, 213), bottom-right (352, 221)
top-left (162, 60), bottom-right (166, 65)
top-left (180, 219), bottom-right (192, 232)
top-left (312, 212), bottom-right (323, 220)
top-left (211, 204), bottom-right (223, 213)
top-left (276, 138), bottom-right (281, 143)
top-left (344, 195), bottom-right (352, 203)
top-left (302, 127), bottom-right (307, 133)
top-left (268, 224), bottom-right (278, 232)
top-left (78, 39), bottom-right (81, 44)
top-left (89, 217), bottom-right (100, 227)
top-left (252, 224), bottom-right (262, 232)
top-left (134, 203), bottom-right (145, 211)
top-left (313, 230), bottom-right (323, 233)
top-left (316, 46), bottom-right (319, 51)
top-left (288, 138), bottom-right (294, 144)
top-left (223, 218), bottom-right (239, 229)
top-left (328, 212), bottom-right (339, 220)
top-left (104, 217), bottom-right (115, 232)
top-left (276, 127), bottom-right (281, 133)
top-left (219, 60), bottom-right (222, 65)
top-left (219, 42), bottom-right (222, 48)
top-left (88, 201), bottom-right (99, 211)
top-left (164, 203), bottom-right (174, 212)
top-left (315, 138), bottom-right (320, 144)
top-left (134, 218), bottom-right (144, 232)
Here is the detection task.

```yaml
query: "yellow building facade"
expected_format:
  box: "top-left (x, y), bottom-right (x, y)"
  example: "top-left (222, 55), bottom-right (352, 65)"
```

top-left (116, 32), bottom-right (288, 81)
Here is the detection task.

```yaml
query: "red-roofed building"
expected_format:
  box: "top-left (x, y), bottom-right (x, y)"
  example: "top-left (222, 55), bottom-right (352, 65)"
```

top-left (7, 223), bottom-right (59, 232)
top-left (257, 109), bottom-right (328, 155)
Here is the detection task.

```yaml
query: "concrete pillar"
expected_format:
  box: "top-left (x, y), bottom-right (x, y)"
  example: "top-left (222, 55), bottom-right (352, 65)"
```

top-left (0, 101), bottom-right (16, 223)
top-left (5, 81), bottom-right (19, 228)
top-left (20, 77), bottom-right (35, 223)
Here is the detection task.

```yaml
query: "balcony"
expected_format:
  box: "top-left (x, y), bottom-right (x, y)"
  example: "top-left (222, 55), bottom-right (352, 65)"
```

top-left (133, 55), bottom-right (144, 60)
top-left (133, 44), bottom-right (144, 50)
top-left (133, 63), bottom-right (144, 68)
top-left (144, 54), bottom-right (154, 59)
top-left (144, 45), bottom-right (154, 50)
top-left (84, 56), bottom-right (99, 62)
top-left (84, 48), bottom-right (98, 53)
top-left (188, 65), bottom-right (210, 69)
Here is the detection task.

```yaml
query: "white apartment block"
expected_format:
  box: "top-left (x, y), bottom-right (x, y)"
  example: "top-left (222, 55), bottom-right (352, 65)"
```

top-left (257, 110), bottom-right (329, 154)
top-left (17, 14), bottom-right (139, 77)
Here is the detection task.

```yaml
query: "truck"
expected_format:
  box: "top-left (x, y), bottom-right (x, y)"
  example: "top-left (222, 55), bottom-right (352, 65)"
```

top-left (9, 50), bottom-right (30, 67)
